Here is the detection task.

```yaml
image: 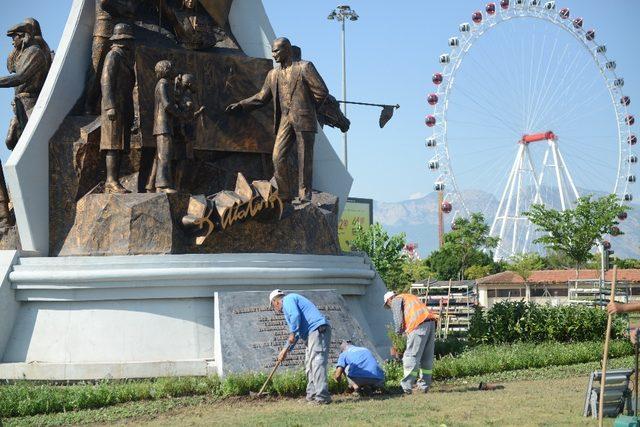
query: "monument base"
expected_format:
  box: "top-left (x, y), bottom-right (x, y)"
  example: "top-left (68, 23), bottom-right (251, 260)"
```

top-left (0, 252), bottom-right (391, 380)
top-left (58, 191), bottom-right (341, 256)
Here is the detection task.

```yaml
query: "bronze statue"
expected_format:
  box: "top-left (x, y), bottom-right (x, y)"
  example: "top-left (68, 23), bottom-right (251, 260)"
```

top-left (226, 38), bottom-right (336, 203)
top-left (145, 67), bottom-right (203, 193)
top-left (100, 23), bottom-right (135, 194)
top-left (173, 73), bottom-right (203, 190)
top-left (85, 0), bottom-right (136, 114)
top-left (151, 60), bottom-right (182, 193)
top-left (156, 0), bottom-right (226, 50)
top-left (0, 20), bottom-right (51, 227)
top-left (1, 21), bottom-right (50, 150)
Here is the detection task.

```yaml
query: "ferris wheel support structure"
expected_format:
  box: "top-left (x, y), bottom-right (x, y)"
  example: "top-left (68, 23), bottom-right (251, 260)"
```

top-left (490, 132), bottom-right (580, 260)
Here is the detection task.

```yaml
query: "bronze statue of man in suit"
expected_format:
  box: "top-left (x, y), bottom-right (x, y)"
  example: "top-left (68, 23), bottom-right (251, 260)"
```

top-left (100, 23), bottom-right (135, 194)
top-left (226, 37), bottom-right (331, 203)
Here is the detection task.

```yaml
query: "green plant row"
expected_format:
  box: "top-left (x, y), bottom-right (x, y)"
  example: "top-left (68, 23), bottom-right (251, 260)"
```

top-left (469, 301), bottom-right (627, 345)
top-left (1, 340), bottom-right (631, 418)
top-left (434, 340), bottom-right (632, 379)
top-left (0, 370), bottom-right (340, 419)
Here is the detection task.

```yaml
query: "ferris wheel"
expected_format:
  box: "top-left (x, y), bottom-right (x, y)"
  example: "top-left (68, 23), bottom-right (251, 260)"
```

top-left (425, 0), bottom-right (636, 260)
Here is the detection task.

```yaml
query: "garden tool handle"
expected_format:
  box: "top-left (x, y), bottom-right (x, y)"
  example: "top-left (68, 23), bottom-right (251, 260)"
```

top-left (258, 343), bottom-right (290, 395)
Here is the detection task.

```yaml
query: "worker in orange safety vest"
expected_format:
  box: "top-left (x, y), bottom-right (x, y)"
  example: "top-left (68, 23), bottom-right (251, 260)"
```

top-left (384, 291), bottom-right (438, 394)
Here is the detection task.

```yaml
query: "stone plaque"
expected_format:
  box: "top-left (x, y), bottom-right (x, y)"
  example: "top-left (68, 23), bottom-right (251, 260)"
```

top-left (135, 46), bottom-right (275, 153)
top-left (217, 290), bottom-right (379, 373)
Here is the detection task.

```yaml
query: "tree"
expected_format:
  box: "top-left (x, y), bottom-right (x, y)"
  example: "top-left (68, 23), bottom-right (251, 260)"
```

top-left (509, 253), bottom-right (545, 282)
top-left (464, 264), bottom-right (493, 280)
top-left (426, 213), bottom-right (499, 280)
top-left (524, 194), bottom-right (628, 276)
top-left (350, 222), bottom-right (409, 292)
top-left (613, 258), bottom-right (640, 269)
top-left (402, 258), bottom-right (432, 287)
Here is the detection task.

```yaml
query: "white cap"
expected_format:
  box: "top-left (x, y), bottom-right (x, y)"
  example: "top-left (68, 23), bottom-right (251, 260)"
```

top-left (269, 289), bottom-right (285, 304)
top-left (383, 291), bottom-right (396, 306)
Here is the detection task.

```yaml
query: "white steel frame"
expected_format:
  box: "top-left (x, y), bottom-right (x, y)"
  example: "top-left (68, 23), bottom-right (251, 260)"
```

top-left (489, 136), bottom-right (580, 260)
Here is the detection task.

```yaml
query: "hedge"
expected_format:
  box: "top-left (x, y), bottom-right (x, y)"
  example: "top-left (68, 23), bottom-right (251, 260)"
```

top-left (469, 301), bottom-right (627, 345)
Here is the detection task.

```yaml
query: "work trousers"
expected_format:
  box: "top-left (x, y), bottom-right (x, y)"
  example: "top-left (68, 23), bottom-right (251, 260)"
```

top-left (155, 134), bottom-right (174, 189)
top-left (346, 375), bottom-right (385, 390)
top-left (305, 324), bottom-right (331, 403)
top-left (401, 320), bottom-right (435, 392)
top-left (274, 115), bottom-right (315, 201)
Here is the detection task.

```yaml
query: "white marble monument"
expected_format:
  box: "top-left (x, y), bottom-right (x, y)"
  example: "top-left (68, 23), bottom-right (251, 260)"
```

top-left (0, 0), bottom-right (392, 380)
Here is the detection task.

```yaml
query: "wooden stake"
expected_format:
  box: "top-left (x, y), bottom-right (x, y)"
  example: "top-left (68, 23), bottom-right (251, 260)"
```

top-left (598, 266), bottom-right (617, 426)
top-left (444, 279), bottom-right (452, 338)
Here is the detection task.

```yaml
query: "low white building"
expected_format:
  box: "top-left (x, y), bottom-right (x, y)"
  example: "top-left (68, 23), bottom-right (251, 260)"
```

top-left (476, 269), bottom-right (640, 307)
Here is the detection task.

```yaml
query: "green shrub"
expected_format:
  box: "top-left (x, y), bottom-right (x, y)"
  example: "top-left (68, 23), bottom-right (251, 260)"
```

top-left (469, 301), bottom-right (627, 345)
top-left (271, 370), bottom-right (307, 396)
top-left (386, 325), bottom-right (407, 353)
top-left (435, 336), bottom-right (468, 358)
top-left (383, 360), bottom-right (404, 387)
top-left (220, 372), bottom-right (265, 397)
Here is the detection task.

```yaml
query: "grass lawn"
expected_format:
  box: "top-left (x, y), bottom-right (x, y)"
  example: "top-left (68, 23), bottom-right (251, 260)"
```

top-left (6, 358), bottom-right (633, 426)
top-left (130, 376), bottom-right (597, 427)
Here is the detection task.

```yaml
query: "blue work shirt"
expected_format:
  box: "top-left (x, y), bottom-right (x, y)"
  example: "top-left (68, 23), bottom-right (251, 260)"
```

top-left (336, 345), bottom-right (385, 381)
top-left (282, 293), bottom-right (328, 342)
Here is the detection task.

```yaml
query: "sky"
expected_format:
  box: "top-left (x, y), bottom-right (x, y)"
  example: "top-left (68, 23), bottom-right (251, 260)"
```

top-left (0, 0), bottom-right (638, 204)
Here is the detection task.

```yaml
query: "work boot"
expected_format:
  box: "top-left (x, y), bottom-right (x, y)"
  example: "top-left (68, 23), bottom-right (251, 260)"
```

top-left (308, 399), bottom-right (331, 405)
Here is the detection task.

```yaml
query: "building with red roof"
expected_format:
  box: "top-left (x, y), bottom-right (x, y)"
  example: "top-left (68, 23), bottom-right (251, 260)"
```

top-left (476, 269), bottom-right (640, 307)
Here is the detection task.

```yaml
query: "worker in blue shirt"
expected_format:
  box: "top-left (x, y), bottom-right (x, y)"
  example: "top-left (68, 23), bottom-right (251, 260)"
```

top-left (270, 289), bottom-right (332, 404)
top-left (334, 340), bottom-right (385, 395)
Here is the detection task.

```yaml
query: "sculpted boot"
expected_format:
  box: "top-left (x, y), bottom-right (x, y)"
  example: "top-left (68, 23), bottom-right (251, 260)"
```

top-left (104, 150), bottom-right (130, 194)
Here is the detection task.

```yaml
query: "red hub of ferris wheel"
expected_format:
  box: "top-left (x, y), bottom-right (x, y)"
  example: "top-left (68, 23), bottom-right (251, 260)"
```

top-left (519, 131), bottom-right (556, 144)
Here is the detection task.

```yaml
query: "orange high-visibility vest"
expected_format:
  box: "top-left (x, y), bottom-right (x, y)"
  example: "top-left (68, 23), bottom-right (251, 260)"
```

top-left (397, 293), bottom-right (437, 333)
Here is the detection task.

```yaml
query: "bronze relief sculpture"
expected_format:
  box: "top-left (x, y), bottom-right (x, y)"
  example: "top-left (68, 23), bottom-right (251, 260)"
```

top-left (100, 23), bottom-right (136, 194)
top-left (156, 0), bottom-right (233, 50)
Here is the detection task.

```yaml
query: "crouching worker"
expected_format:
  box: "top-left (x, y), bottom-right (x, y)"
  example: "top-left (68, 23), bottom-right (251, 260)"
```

top-left (334, 340), bottom-right (385, 395)
top-left (384, 291), bottom-right (438, 395)
top-left (270, 289), bottom-right (332, 404)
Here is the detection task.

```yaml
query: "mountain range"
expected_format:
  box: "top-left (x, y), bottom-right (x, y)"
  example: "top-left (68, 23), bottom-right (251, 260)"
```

top-left (374, 190), bottom-right (640, 259)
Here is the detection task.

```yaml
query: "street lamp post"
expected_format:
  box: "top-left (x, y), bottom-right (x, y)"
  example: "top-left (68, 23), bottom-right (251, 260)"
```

top-left (328, 5), bottom-right (358, 171)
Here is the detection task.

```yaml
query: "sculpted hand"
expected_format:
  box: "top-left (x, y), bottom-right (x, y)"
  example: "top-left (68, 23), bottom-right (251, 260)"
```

top-left (107, 108), bottom-right (117, 121)
top-left (288, 333), bottom-right (296, 345)
top-left (225, 103), bottom-right (242, 114)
